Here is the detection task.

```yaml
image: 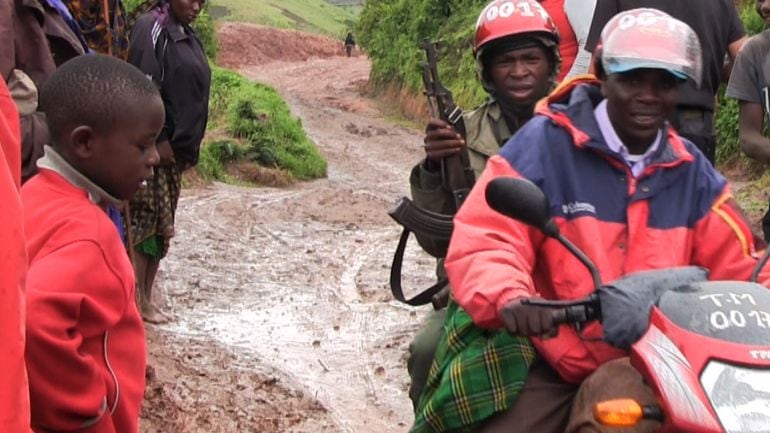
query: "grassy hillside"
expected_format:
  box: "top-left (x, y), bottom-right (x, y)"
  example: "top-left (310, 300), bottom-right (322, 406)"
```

top-left (209, 0), bottom-right (358, 38)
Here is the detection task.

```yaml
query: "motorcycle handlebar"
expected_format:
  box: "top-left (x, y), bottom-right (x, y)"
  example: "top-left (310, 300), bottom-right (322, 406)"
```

top-left (551, 304), bottom-right (599, 326)
top-left (523, 294), bottom-right (601, 328)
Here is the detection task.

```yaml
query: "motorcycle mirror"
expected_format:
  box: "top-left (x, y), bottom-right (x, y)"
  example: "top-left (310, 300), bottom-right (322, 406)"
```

top-left (485, 177), bottom-right (559, 238)
top-left (485, 176), bottom-right (603, 290)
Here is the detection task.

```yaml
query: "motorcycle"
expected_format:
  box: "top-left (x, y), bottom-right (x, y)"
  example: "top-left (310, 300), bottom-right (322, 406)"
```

top-left (484, 177), bottom-right (770, 433)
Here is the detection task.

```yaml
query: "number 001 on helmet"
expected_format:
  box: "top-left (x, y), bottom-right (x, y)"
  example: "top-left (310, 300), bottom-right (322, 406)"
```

top-left (598, 8), bottom-right (703, 86)
top-left (473, 0), bottom-right (560, 57)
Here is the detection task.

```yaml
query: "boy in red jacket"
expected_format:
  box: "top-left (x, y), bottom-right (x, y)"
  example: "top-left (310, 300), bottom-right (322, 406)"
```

top-left (22, 55), bottom-right (163, 433)
top-left (0, 73), bottom-right (32, 433)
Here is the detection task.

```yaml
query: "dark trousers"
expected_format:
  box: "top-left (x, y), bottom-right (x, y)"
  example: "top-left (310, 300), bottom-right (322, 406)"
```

top-left (476, 358), bottom-right (659, 433)
top-left (670, 107), bottom-right (716, 165)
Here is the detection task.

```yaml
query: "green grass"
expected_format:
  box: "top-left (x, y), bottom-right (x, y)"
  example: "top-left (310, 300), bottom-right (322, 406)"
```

top-left (210, 66), bottom-right (327, 180)
top-left (210, 0), bottom-right (358, 37)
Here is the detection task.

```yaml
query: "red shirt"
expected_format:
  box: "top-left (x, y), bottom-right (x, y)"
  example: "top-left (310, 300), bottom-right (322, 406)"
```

top-left (23, 167), bottom-right (145, 433)
top-left (540, 0), bottom-right (578, 82)
top-left (0, 72), bottom-right (32, 433)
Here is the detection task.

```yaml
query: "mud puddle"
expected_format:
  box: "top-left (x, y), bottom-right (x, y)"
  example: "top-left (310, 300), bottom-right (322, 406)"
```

top-left (146, 23), bottom-right (437, 433)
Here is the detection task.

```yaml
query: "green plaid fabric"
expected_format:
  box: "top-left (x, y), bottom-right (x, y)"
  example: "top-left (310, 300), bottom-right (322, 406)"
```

top-left (411, 301), bottom-right (536, 433)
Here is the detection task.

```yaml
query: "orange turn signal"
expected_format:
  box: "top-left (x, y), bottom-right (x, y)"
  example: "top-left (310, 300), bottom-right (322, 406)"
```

top-left (594, 399), bottom-right (643, 427)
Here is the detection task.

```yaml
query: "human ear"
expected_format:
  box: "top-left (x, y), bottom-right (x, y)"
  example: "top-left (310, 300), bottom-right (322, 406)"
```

top-left (70, 125), bottom-right (96, 159)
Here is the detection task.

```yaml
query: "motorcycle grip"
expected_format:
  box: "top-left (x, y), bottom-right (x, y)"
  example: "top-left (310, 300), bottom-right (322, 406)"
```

top-left (552, 304), bottom-right (593, 326)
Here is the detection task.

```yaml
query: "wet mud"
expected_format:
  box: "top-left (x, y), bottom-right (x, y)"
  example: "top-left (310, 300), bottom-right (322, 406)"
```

top-left (142, 23), bottom-right (436, 433)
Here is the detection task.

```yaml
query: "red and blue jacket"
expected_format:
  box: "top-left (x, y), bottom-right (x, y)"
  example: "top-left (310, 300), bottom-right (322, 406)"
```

top-left (445, 78), bottom-right (770, 384)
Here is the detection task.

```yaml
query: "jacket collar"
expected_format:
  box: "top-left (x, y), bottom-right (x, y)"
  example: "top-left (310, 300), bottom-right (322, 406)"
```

top-left (535, 76), bottom-right (694, 171)
top-left (36, 146), bottom-right (122, 208)
top-left (165, 14), bottom-right (190, 42)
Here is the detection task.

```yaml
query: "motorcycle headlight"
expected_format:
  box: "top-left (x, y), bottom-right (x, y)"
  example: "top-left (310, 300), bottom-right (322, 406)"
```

top-left (700, 361), bottom-right (770, 433)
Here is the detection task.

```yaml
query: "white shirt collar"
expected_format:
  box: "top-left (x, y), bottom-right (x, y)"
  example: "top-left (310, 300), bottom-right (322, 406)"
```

top-left (594, 100), bottom-right (663, 178)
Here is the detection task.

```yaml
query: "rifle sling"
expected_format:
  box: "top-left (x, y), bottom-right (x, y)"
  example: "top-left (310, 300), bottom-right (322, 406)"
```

top-left (389, 227), bottom-right (449, 306)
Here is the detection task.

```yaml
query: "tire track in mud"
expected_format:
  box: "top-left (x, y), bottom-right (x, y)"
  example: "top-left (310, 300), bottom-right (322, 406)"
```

top-left (152, 51), bottom-right (439, 433)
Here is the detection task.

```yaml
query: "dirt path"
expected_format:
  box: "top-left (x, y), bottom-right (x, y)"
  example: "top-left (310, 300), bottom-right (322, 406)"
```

top-left (141, 23), bottom-right (437, 433)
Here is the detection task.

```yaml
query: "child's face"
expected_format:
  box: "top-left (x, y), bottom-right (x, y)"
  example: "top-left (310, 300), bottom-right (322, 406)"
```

top-left (85, 96), bottom-right (164, 200)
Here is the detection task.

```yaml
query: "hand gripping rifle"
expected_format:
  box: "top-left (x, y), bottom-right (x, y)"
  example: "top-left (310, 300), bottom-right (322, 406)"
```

top-left (419, 39), bottom-right (475, 208)
top-left (386, 40), bottom-right (475, 308)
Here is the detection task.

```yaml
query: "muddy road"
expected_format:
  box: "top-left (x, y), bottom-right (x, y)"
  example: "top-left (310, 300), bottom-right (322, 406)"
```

top-left (141, 23), bottom-right (436, 433)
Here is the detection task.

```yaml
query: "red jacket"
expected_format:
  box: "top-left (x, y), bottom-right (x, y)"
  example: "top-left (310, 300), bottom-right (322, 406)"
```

top-left (445, 79), bottom-right (770, 384)
top-left (22, 167), bottom-right (145, 433)
top-left (540, 0), bottom-right (578, 82)
top-left (0, 73), bottom-right (32, 433)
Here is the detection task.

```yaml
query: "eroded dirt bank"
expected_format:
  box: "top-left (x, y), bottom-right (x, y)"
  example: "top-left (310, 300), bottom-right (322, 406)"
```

top-left (141, 22), bottom-right (435, 433)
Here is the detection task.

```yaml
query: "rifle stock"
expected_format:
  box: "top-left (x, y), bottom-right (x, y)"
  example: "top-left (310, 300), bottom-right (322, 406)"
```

top-left (387, 197), bottom-right (453, 242)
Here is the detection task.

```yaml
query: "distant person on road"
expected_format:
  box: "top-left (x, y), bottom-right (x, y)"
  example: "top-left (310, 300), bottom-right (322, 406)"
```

top-left (344, 31), bottom-right (355, 57)
top-left (585, 0), bottom-right (747, 165)
top-left (726, 0), bottom-right (770, 241)
top-left (407, 0), bottom-right (560, 421)
top-left (23, 55), bottom-right (162, 433)
top-left (0, 75), bottom-right (32, 433)
top-left (127, 0), bottom-right (211, 324)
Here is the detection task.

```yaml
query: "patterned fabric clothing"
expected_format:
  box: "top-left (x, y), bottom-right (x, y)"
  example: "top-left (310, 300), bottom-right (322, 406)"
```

top-left (410, 300), bottom-right (536, 433)
top-left (129, 163), bottom-right (181, 258)
top-left (63, 0), bottom-right (129, 59)
top-left (45, 0), bottom-right (90, 52)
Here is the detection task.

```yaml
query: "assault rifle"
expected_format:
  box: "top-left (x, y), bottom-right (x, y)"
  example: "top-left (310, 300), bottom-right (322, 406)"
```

top-left (386, 40), bottom-right (475, 308)
top-left (419, 39), bottom-right (475, 208)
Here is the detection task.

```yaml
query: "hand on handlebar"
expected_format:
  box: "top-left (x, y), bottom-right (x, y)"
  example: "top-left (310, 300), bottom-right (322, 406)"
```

top-left (499, 298), bottom-right (559, 338)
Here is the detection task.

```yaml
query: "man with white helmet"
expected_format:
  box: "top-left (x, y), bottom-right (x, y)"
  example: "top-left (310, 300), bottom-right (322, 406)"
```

top-left (407, 0), bottom-right (560, 412)
top-left (428, 9), bottom-right (767, 433)
top-left (585, 0), bottom-right (747, 166)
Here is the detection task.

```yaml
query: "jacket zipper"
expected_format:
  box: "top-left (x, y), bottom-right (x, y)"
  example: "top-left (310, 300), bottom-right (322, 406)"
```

top-left (103, 331), bottom-right (120, 414)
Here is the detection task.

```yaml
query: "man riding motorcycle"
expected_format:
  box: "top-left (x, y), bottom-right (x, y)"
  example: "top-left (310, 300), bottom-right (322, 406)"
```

top-left (414, 8), bottom-right (770, 433)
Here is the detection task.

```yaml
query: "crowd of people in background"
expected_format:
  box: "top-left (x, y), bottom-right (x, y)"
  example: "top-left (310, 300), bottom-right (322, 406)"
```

top-left (1, 0), bottom-right (210, 430)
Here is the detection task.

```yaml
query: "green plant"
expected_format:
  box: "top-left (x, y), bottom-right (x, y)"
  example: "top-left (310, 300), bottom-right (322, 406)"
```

top-left (197, 143), bottom-right (227, 181)
top-left (210, 66), bottom-right (327, 180)
top-left (714, 4), bottom-right (767, 164)
top-left (192, 9), bottom-right (219, 60)
top-left (358, 0), bottom-right (487, 109)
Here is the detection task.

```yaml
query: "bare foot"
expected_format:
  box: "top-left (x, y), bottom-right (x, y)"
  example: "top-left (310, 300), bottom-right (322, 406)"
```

top-left (142, 303), bottom-right (171, 324)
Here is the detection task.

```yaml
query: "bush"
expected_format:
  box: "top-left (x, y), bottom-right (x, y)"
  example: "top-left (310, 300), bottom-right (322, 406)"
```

top-left (196, 143), bottom-right (227, 181)
top-left (361, 1), bottom-right (769, 165)
top-left (358, 0), bottom-right (487, 109)
top-left (715, 4), bottom-right (766, 164)
top-left (211, 67), bottom-right (328, 180)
